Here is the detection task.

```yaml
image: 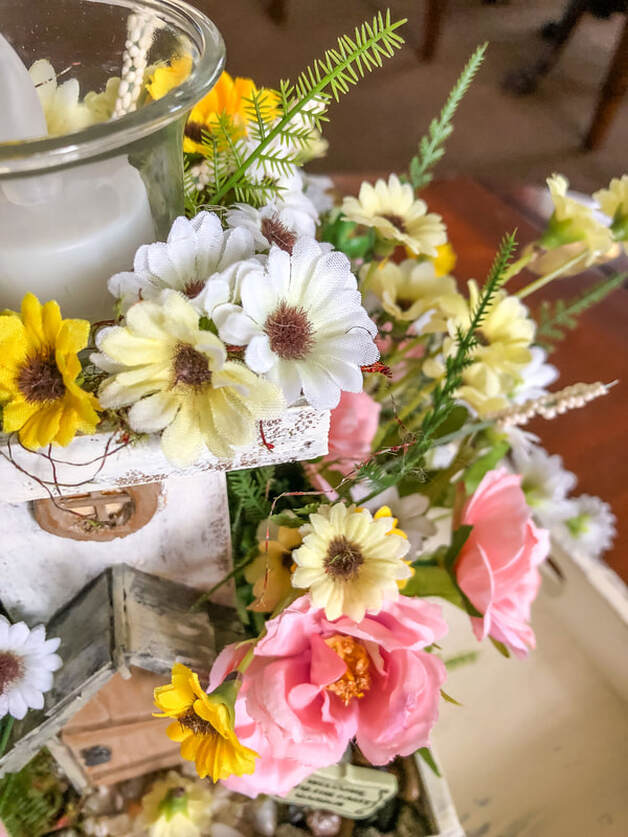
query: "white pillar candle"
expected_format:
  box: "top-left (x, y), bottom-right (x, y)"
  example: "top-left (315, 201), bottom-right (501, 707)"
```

top-left (0, 34), bottom-right (155, 320)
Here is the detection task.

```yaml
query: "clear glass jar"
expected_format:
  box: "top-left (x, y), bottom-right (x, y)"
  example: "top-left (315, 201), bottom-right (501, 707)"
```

top-left (0, 0), bottom-right (225, 319)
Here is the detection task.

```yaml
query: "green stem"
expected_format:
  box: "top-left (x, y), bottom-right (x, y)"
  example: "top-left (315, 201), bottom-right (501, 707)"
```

top-left (0, 717), bottom-right (13, 759)
top-left (516, 252), bottom-right (587, 299)
top-left (501, 250), bottom-right (535, 284)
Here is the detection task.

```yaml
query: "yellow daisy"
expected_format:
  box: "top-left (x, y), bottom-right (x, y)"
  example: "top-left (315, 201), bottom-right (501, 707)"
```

top-left (365, 258), bottom-right (459, 329)
top-left (181, 70), bottom-right (278, 154)
top-left (292, 502), bottom-right (411, 622)
top-left (93, 290), bottom-right (285, 466)
top-left (139, 770), bottom-right (213, 837)
top-left (154, 663), bottom-right (258, 782)
top-left (341, 174), bottom-right (447, 256)
top-left (146, 55), bottom-right (193, 101)
top-left (541, 174), bottom-right (613, 263)
top-left (245, 517), bottom-right (304, 613)
top-left (434, 281), bottom-right (535, 415)
top-left (0, 294), bottom-right (100, 449)
top-left (594, 174), bottom-right (628, 242)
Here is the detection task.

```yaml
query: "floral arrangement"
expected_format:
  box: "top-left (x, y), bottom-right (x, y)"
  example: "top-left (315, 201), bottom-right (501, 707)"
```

top-left (0, 8), bottom-right (625, 834)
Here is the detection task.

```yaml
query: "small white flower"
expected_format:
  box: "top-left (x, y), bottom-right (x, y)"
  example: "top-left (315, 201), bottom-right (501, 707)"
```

top-left (226, 172), bottom-right (319, 253)
top-left (0, 617), bottom-right (62, 721)
top-left (511, 444), bottom-right (576, 526)
top-left (553, 495), bottom-right (616, 559)
top-left (341, 174), bottom-right (447, 256)
top-left (214, 238), bottom-right (378, 409)
top-left (362, 488), bottom-right (436, 559)
top-left (292, 503), bottom-right (411, 621)
top-left (511, 346), bottom-right (559, 404)
top-left (303, 173), bottom-right (335, 214)
top-left (108, 212), bottom-right (258, 314)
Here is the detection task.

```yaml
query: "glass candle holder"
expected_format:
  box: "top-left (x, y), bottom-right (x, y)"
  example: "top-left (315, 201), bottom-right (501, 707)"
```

top-left (0, 0), bottom-right (225, 319)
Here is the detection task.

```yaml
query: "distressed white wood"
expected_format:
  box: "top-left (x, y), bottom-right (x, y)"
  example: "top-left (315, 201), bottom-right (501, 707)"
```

top-left (415, 751), bottom-right (464, 837)
top-left (0, 404), bottom-right (330, 503)
top-left (0, 472), bottom-right (233, 624)
top-left (432, 542), bottom-right (628, 837)
top-left (0, 566), bottom-right (237, 778)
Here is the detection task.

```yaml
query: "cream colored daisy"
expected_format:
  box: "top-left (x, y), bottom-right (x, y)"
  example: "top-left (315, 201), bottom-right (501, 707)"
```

top-left (594, 174), bottom-right (628, 242)
top-left (341, 174), bottom-right (446, 256)
top-left (364, 258), bottom-right (459, 329)
top-left (542, 174), bottom-right (613, 263)
top-left (433, 281), bottom-right (535, 415)
top-left (93, 290), bottom-right (285, 465)
top-left (292, 503), bottom-right (411, 622)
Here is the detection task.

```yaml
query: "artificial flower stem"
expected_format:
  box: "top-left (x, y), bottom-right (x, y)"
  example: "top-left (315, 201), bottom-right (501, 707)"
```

top-left (0, 717), bottom-right (14, 759)
top-left (500, 250), bottom-right (535, 284)
top-left (515, 252), bottom-right (587, 300)
top-left (192, 554), bottom-right (257, 611)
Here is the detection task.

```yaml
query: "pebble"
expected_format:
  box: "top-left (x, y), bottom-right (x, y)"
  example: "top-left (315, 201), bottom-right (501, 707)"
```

top-left (276, 825), bottom-right (307, 837)
top-left (306, 809), bottom-right (343, 836)
top-left (249, 796), bottom-right (278, 836)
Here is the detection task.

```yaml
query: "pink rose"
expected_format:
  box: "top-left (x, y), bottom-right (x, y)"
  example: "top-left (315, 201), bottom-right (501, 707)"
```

top-left (455, 467), bottom-right (550, 658)
top-left (209, 595), bottom-right (447, 796)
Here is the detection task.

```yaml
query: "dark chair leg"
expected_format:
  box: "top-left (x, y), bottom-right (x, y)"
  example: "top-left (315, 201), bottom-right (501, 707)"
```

top-left (420, 0), bottom-right (446, 62)
top-left (503, 0), bottom-right (588, 95)
top-left (584, 16), bottom-right (628, 150)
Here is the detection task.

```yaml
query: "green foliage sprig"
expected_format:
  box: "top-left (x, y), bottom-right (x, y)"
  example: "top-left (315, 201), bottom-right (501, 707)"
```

top-left (409, 43), bottom-right (487, 191)
top-left (228, 466), bottom-right (275, 527)
top-left (204, 11), bottom-right (406, 206)
top-left (536, 272), bottom-right (626, 351)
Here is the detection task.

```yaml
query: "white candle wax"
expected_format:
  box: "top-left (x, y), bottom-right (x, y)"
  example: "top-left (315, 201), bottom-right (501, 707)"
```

top-left (0, 35), bottom-right (156, 320)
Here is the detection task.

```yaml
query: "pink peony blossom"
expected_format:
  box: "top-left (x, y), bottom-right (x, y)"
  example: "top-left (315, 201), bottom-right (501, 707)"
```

top-left (209, 595), bottom-right (447, 796)
top-left (455, 467), bottom-right (550, 658)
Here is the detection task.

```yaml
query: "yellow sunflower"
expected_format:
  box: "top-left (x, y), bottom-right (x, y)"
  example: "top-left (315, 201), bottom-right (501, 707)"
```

top-left (181, 70), bottom-right (278, 154)
top-left (154, 663), bottom-right (258, 782)
top-left (0, 294), bottom-right (100, 449)
top-left (146, 55), bottom-right (193, 102)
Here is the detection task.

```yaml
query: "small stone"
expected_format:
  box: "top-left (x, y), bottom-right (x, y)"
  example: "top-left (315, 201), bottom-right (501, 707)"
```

top-left (395, 803), bottom-right (430, 837)
top-left (249, 796), bottom-right (278, 836)
top-left (306, 809), bottom-right (342, 836)
top-left (286, 804), bottom-right (306, 825)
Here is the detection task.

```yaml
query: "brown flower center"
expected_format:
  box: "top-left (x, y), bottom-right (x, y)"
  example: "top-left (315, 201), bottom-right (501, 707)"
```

top-left (325, 635), bottom-right (372, 704)
top-left (260, 215), bottom-right (297, 254)
top-left (183, 279), bottom-right (205, 299)
top-left (396, 297), bottom-right (415, 312)
top-left (17, 352), bottom-right (66, 403)
top-left (184, 120), bottom-right (206, 145)
top-left (0, 652), bottom-right (22, 695)
top-left (178, 707), bottom-right (217, 737)
top-left (324, 535), bottom-right (364, 580)
top-left (264, 300), bottom-right (314, 360)
top-left (381, 213), bottom-right (406, 232)
top-left (172, 343), bottom-right (213, 388)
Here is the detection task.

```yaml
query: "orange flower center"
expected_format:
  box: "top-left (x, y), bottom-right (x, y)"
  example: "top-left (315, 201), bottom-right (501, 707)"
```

top-left (325, 635), bottom-right (372, 705)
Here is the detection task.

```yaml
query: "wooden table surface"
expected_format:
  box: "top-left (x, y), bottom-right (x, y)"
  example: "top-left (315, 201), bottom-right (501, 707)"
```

top-left (334, 174), bottom-right (627, 583)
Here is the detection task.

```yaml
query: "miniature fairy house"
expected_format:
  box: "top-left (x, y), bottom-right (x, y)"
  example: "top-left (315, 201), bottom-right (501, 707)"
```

top-left (0, 405), bottom-right (330, 787)
top-left (0, 565), bottom-right (244, 788)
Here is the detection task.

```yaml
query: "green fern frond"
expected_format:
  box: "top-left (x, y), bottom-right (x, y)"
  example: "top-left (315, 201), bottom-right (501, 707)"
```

top-left (228, 466), bottom-right (275, 525)
top-left (410, 43), bottom-right (487, 190)
top-left (208, 10), bottom-right (406, 205)
top-left (536, 272), bottom-right (626, 351)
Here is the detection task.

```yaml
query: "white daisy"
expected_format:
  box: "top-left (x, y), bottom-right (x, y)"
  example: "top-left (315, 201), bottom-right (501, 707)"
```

top-left (511, 346), bottom-right (559, 404)
top-left (303, 173), bottom-right (335, 215)
top-left (361, 487), bottom-right (436, 559)
top-left (292, 503), bottom-right (411, 621)
top-left (553, 495), bottom-right (616, 559)
top-left (511, 444), bottom-right (576, 526)
top-left (0, 616), bottom-right (62, 721)
top-left (226, 173), bottom-right (319, 254)
top-left (213, 238), bottom-right (379, 410)
top-left (93, 290), bottom-right (285, 465)
top-left (108, 212), bottom-right (258, 315)
top-left (341, 174), bottom-right (447, 256)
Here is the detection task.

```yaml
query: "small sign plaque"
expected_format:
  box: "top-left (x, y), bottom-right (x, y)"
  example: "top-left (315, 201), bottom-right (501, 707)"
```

top-left (277, 763), bottom-right (398, 819)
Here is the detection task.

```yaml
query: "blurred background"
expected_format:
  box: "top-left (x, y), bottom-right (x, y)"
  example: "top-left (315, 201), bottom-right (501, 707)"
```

top-left (190, 0), bottom-right (627, 191)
